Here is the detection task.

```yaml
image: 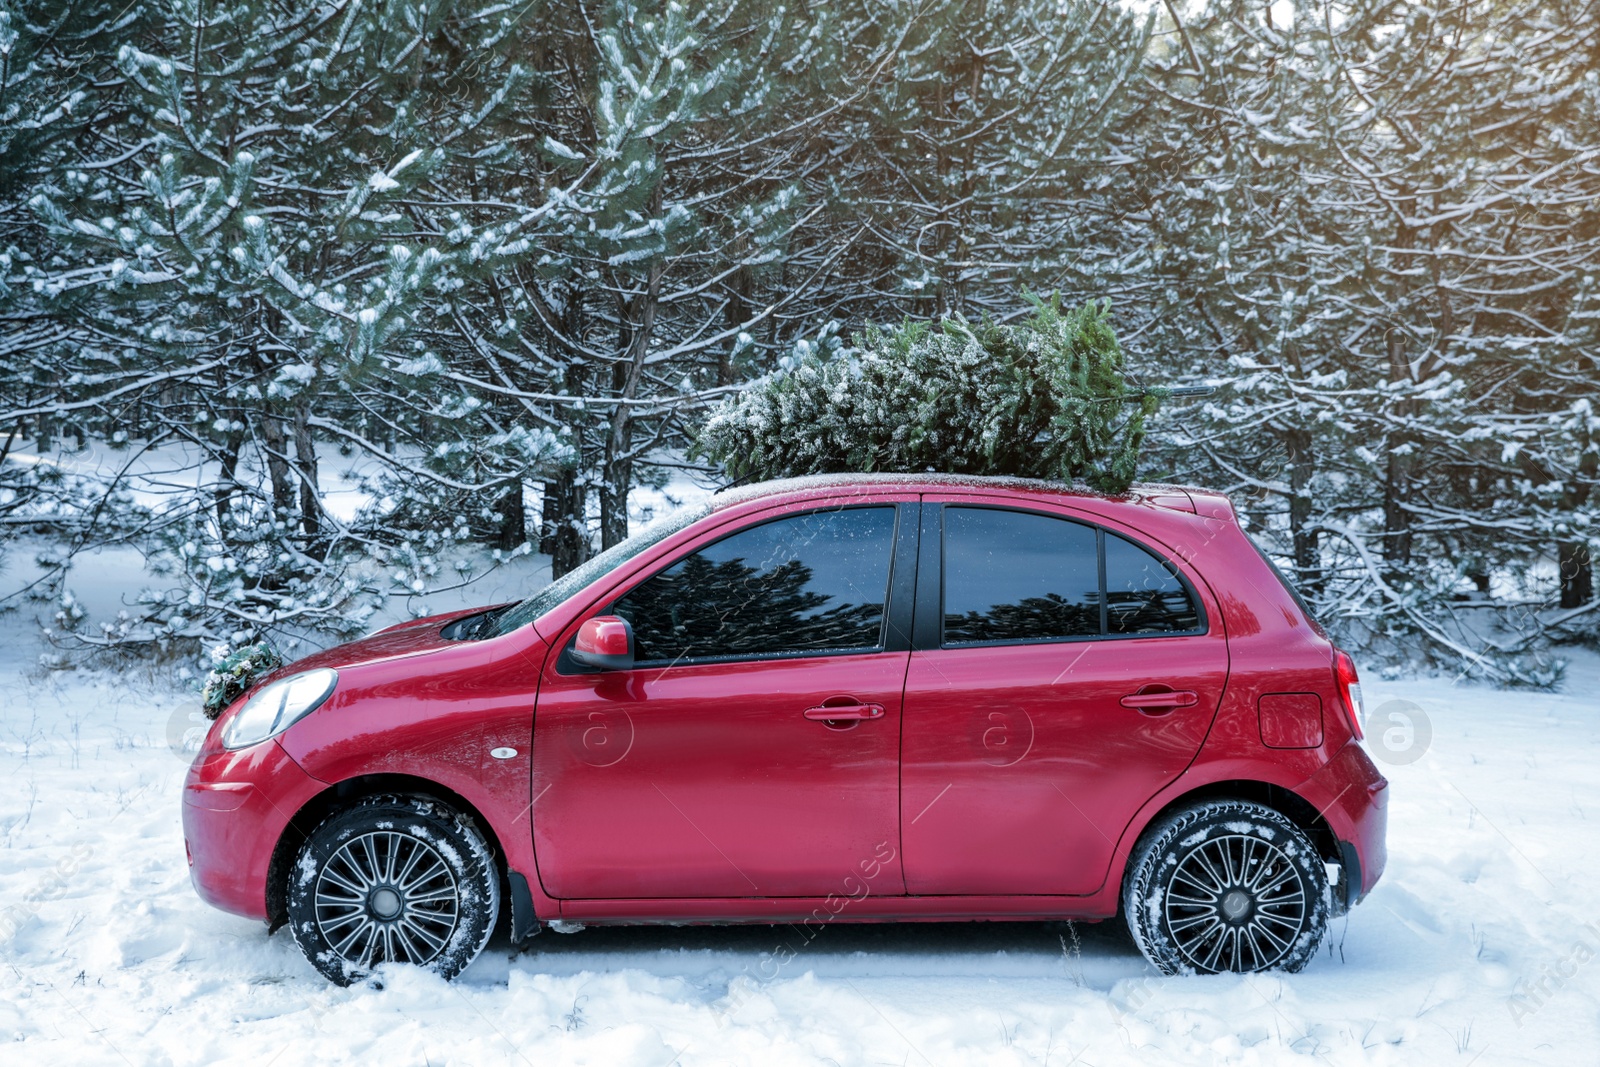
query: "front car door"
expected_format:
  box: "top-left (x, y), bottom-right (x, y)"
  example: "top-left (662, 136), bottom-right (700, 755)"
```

top-left (900, 499), bottom-right (1229, 895)
top-left (532, 498), bottom-right (918, 900)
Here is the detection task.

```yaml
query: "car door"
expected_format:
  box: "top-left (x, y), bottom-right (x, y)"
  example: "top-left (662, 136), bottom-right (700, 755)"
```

top-left (900, 499), bottom-right (1229, 895)
top-left (532, 499), bottom-right (917, 900)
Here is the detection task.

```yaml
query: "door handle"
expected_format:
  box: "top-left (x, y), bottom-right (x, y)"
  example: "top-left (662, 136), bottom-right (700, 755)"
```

top-left (803, 702), bottom-right (884, 722)
top-left (1120, 690), bottom-right (1198, 710)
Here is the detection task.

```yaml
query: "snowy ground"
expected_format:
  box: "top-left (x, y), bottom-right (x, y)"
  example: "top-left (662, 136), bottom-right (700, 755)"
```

top-left (3, 558), bottom-right (1600, 1065)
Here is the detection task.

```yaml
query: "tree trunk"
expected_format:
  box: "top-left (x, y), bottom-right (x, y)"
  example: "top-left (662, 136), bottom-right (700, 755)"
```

top-left (1284, 427), bottom-right (1320, 593)
top-left (214, 429), bottom-right (244, 533)
top-left (291, 401), bottom-right (320, 542)
top-left (1381, 329), bottom-right (1414, 573)
top-left (539, 471), bottom-right (588, 579)
top-left (599, 456), bottom-right (632, 549)
top-left (1558, 450), bottom-right (1598, 609)
top-left (259, 412), bottom-right (295, 523)
top-left (1559, 542), bottom-right (1594, 609)
top-left (495, 480), bottom-right (526, 551)
top-left (540, 286), bottom-right (591, 578)
top-left (600, 252), bottom-right (664, 550)
top-left (720, 237), bottom-right (751, 386)
top-left (1382, 448), bottom-right (1414, 572)
top-left (599, 354), bottom-right (632, 549)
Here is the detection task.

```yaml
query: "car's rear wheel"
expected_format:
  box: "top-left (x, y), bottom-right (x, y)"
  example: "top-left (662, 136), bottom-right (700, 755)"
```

top-left (1123, 799), bottom-right (1329, 974)
top-left (287, 794), bottom-right (500, 985)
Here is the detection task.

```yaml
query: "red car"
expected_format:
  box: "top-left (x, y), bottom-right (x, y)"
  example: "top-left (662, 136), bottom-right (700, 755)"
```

top-left (183, 475), bottom-right (1387, 984)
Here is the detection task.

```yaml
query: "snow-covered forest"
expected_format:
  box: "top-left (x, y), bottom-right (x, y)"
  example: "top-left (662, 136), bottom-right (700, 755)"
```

top-left (1, 0), bottom-right (1597, 681)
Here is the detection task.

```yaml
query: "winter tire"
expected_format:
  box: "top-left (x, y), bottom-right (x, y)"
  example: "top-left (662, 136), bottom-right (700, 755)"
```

top-left (287, 794), bottom-right (500, 986)
top-left (1123, 799), bottom-right (1329, 975)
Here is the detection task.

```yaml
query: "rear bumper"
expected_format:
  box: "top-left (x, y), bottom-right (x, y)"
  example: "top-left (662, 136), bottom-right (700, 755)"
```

top-left (182, 740), bottom-right (324, 920)
top-left (1302, 740), bottom-right (1388, 905)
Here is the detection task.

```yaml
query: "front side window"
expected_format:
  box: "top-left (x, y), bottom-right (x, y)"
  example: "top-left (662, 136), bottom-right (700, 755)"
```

top-left (611, 506), bottom-right (898, 665)
top-left (941, 507), bottom-right (1201, 646)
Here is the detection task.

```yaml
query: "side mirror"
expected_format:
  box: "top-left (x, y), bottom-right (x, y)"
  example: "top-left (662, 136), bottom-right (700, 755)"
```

top-left (571, 615), bottom-right (635, 671)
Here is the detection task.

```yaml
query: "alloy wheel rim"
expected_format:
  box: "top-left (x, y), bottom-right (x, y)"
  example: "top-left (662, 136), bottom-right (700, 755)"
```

top-left (313, 831), bottom-right (460, 968)
top-left (1162, 832), bottom-right (1307, 973)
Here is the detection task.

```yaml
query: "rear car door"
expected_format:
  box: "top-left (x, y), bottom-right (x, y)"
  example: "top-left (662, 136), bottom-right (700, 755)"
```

top-left (900, 499), bottom-right (1229, 895)
top-left (532, 499), bottom-right (917, 900)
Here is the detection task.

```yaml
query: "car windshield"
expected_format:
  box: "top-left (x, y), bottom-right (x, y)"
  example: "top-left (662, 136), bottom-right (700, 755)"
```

top-left (481, 501), bottom-right (712, 639)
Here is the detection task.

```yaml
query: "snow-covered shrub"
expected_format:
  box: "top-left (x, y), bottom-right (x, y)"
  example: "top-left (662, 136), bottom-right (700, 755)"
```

top-left (200, 642), bottom-right (284, 718)
top-left (697, 296), bottom-right (1162, 493)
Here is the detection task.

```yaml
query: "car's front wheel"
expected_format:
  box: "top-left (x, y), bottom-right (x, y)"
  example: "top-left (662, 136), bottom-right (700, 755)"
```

top-left (1123, 799), bottom-right (1329, 974)
top-left (287, 794), bottom-right (500, 985)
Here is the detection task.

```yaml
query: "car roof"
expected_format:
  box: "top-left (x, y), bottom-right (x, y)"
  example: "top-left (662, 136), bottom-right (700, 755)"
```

top-left (707, 472), bottom-right (1227, 517)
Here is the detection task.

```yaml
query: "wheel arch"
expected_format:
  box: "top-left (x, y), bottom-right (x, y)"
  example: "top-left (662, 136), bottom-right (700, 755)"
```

top-left (265, 773), bottom-right (507, 931)
top-left (1116, 779), bottom-right (1344, 910)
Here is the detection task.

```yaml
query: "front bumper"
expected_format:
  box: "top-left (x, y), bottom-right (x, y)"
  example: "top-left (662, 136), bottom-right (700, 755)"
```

top-left (1302, 739), bottom-right (1389, 905)
top-left (182, 739), bottom-right (324, 920)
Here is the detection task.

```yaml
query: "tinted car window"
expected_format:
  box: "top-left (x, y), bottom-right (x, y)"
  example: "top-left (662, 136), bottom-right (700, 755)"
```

top-left (1104, 532), bottom-right (1201, 634)
top-left (942, 508), bottom-right (1100, 644)
top-left (612, 507), bottom-right (897, 664)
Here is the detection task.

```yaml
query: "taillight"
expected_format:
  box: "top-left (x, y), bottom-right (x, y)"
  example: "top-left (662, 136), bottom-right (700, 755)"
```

top-left (1334, 649), bottom-right (1364, 740)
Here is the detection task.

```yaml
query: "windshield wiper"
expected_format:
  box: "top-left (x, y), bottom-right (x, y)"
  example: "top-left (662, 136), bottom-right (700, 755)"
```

top-left (441, 605), bottom-right (513, 641)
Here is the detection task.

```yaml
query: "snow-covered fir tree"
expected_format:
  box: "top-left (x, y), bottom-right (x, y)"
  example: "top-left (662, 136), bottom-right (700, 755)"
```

top-left (698, 295), bottom-right (1161, 492)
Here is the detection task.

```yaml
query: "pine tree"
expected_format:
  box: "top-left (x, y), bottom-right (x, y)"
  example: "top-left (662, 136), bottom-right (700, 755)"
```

top-left (814, 0), bottom-right (1153, 322)
top-left (21, 0), bottom-right (564, 650)
top-left (1131, 0), bottom-right (1600, 680)
top-left (1, 2), bottom-right (134, 543)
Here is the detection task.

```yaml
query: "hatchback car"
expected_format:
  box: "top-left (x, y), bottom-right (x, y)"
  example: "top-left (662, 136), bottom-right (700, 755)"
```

top-left (183, 474), bottom-right (1387, 984)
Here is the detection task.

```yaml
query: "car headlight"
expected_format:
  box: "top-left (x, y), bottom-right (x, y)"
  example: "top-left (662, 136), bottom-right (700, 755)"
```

top-left (221, 668), bottom-right (338, 750)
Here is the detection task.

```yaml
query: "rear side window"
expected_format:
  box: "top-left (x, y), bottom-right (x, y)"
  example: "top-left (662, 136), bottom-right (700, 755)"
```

top-left (612, 506), bottom-right (897, 664)
top-left (941, 507), bottom-right (1202, 647)
top-left (1105, 532), bottom-right (1201, 633)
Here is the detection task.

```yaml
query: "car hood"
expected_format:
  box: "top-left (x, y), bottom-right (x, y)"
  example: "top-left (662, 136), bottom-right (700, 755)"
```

top-left (268, 605), bottom-right (497, 677)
